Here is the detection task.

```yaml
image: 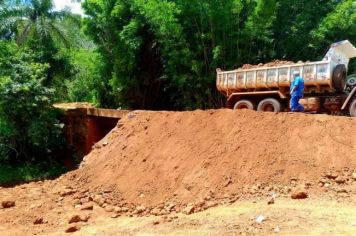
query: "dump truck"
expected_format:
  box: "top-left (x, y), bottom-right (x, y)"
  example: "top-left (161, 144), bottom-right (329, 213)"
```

top-left (216, 40), bottom-right (356, 117)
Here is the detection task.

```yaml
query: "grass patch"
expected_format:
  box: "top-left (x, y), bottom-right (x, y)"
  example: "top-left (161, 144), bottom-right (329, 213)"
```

top-left (0, 162), bottom-right (68, 185)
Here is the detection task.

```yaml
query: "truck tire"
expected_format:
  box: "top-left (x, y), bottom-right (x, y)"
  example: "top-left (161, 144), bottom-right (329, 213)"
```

top-left (332, 64), bottom-right (346, 92)
top-left (233, 99), bottom-right (255, 110)
top-left (349, 99), bottom-right (356, 117)
top-left (346, 77), bottom-right (356, 87)
top-left (257, 98), bottom-right (282, 112)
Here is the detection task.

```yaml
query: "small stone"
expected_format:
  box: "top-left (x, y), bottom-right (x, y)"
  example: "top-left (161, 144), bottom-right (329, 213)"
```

top-left (291, 189), bottom-right (308, 199)
top-left (153, 220), bottom-right (160, 225)
top-left (121, 207), bottom-right (129, 213)
top-left (283, 186), bottom-right (291, 194)
top-left (80, 198), bottom-right (89, 204)
top-left (80, 203), bottom-right (94, 211)
top-left (165, 203), bottom-right (176, 212)
top-left (136, 205), bottom-right (146, 214)
top-left (114, 207), bottom-right (122, 213)
top-left (59, 189), bottom-right (77, 197)
top-left (335, 176), bottom-right (346, 184)
top-left (1, 201), bottom-right (15, 208)
top-left (81, 189), bottom-right (89, 194)
top-left (93, 143), bottom-right (101, 149)
top-left (267, 197), bottom-right (275, 205)
top-left (110, 214), bottom-right (120, 218)
top-left (160, 209), bottom-right (168, 215)
top-left (33, 217), bottom-right (44, 225)
top-left (65, 225), bottom-right (80, 233)
top-left (182, 205), bottom-right (195, 215)
top-left (337, 188), bottom-right (348, 194)
top-left (325, 172), bottom-right (338, 180)
top-left (93, 195), bottom-right (102, 203)
top-left (68, 214), bottom-right (89, 224)
top-left (105, 205), bottom-right (114, 212)
top-left (274, 226), bottom-right (280, 233)
top-left (98, 199), bottom-right (105, 207)
top-left (304, 182), bottom-right (312, 189)
top-left (72, 199), bottom-right (81, 205)
top-left (256, 215), bottom-right (265, 223)
top-left (352, 173), bottom-right (356, 181)
top-left (151, 208), bottom-right (161, 216)
top-left (194, 206), bottom-right (202, 213)
top-left (206, 201), bottom-right (218, 208)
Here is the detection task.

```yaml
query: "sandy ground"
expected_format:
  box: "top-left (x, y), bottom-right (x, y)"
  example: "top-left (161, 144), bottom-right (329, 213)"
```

top-left (1, 196), bottom-right (356, 236)
top-left (68, 199), bottom-right (356, 236)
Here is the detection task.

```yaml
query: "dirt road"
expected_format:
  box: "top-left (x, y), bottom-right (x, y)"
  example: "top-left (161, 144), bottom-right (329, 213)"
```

top-left (66, 199), bottom-right (356, 236)
top-left (1, 189), bottom-right (356, 236)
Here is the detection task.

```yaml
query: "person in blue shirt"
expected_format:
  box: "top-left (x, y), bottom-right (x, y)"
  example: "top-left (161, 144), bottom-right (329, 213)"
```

top-left (290, 71), bottom-right (305, 112)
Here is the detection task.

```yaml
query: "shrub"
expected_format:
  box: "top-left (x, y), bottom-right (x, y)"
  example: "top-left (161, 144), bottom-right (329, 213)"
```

top-left (0, 43), bottom-right (65, 163)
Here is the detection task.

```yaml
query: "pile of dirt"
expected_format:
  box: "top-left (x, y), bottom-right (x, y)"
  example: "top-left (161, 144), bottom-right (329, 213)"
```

top-left (65, 110), bottom-right (356, 212)
top-left (241, 60), bottom-right (295, 69)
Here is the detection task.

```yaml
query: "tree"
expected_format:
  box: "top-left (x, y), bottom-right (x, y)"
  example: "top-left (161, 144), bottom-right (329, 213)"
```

top-left (272, 0), bottom-right (338, 60)
top-left (65, 48), bottom-right (103, 105)
top-left (243, 0), bottom-right (277, 61)
top-left (0, 42), bottom-right (64, 163)
top-left (311, 0), bottom-right (356, 52)
top-left (81, 0), bottom-right (355, 110)
top-left (0, 0), bottom-right (78, 46)
top-left (0, 0), bottom-right (84, 101)
top-left (82, 0), bottom-right (193, 109)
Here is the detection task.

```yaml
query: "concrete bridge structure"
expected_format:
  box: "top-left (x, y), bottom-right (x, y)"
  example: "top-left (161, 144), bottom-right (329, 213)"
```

top-left (54, 103), bottom-right (130, 165)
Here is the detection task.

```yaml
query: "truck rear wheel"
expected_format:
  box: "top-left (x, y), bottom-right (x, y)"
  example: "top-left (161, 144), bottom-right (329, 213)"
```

top-left (349, 99), bottom-right (356, 117)
top-left (257, 98), bottom-right (282, 112)
top-left (233, 99), bottom-right (255, 110)
top-left (332, 64), bottom-right (346, 92)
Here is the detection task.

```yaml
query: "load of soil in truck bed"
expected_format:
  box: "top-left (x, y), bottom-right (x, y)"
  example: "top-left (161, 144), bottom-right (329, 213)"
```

top-left (240, 60), bottom-right (295, 69)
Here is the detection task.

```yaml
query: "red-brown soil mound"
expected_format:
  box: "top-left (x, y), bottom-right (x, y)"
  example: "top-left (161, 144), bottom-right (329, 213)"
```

top-left (69, 110), bottom-right (356, 208)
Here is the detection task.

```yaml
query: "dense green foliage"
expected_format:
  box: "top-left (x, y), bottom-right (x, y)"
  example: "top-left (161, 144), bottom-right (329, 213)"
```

top-left (0, 0), bottom-right (79, 90)
top-left (82, 0), bottom-right (356, 109)
top-left (0, 42), bottom-right (64, 163)
top-left (0, 162), bottom-right (67, 185)
top-left (2, 0), bottom-right (355, 110)
top-left (0, 0), bottom-right (78, 172)
top-left (65, 49), bottom-right (103, 106)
